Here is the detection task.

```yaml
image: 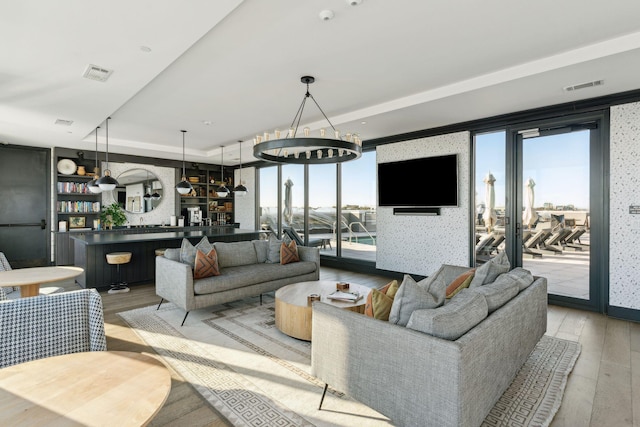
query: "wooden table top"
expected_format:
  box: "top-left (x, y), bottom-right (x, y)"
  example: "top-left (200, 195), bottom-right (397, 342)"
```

top-left (0, 266), bottom-right (83, 287)
top-left (0, 351), bottom-right (172, 427)
top-left (275, 280), bottom-right (372, 309)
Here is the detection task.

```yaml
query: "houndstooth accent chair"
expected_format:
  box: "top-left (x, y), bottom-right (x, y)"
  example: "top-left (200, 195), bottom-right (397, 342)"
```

top-left (0, 289), bottom-right (107, 368)
top-left (0, 252), bottom-right (17, 300)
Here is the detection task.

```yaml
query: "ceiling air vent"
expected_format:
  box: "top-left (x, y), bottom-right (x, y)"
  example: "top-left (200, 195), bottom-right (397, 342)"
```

top-left (55, 119), bottom-right (74, 126)
top-left (82, 64), bottom-right (113, 82)
top-left (563, 80), bottom-right (604, 92)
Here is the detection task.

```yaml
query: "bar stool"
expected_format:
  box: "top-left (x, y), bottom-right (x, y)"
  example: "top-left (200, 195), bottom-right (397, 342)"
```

top-left (154, 248), bottom-right (166, 257)
top-left (106, 252), bottom-right (132, 294)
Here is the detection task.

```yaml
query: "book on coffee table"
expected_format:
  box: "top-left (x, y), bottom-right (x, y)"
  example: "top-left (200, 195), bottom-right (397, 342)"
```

top-left (327, 290), bottom-right (362, 302)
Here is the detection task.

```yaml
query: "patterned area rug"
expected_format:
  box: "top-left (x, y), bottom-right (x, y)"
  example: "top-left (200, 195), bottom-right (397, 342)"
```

top-left (118, 298), bottom-right (580, 427)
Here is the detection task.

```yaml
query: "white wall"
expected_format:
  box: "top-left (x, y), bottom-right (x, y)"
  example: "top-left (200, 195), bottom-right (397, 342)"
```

top-left (376, 131), bottom-right (471, 276)
top-left (101, 162), bottom-right (176, 226)
top-left (234, 166), bottom-right (256, 229)
top-left (609, 102), bottom-right (640, 310)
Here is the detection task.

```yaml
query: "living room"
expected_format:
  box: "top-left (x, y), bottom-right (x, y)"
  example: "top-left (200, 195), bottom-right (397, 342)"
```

top-left (1, 1), bottom-right (640, 426)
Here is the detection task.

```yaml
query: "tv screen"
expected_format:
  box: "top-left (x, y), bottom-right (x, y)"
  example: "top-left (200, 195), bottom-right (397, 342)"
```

top-left (377, 154), bottom-right (458, 207)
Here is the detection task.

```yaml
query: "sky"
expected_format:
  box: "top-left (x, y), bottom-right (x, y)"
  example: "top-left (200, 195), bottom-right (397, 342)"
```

top-left (476, 130), bottom-right (590, 210)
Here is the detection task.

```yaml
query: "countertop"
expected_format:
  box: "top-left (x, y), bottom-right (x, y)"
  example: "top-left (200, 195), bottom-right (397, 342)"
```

top-left (70, 228), bottom-right (265, 245)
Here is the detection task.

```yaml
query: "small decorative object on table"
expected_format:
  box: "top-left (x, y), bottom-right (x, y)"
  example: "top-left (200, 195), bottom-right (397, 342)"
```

top-left (327, 290), bottom-right (362, 302)
top-left (307, 293), bottom-right (321, 305)
top-left (336, 282), bottom-right (349, 291)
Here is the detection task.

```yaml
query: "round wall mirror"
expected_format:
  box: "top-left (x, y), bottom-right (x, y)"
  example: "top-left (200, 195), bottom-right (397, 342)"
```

top-left (113, 168), bottom-right (163, 213)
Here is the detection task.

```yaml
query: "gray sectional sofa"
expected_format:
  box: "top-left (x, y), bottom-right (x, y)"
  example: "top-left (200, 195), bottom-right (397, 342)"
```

top-left (311, 264), bottom-right (547, 427)
top-left (156, 239), bottom-right (320, 324)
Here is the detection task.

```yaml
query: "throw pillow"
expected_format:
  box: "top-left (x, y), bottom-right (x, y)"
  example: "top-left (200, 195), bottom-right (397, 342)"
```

top-left (389, 274), bottom-right (446, 327)
top-left (265, 235), bottom-right (282, 264)
top-left (406, 289), bottom-right (488, 340)
top-left (506, 267), bottom-right (535, 291)
top-left (469, 275), bottom-right (519, 312)
top-left (469, 251), bottom-right (510, 288)
top-left (180, 236), bottom-right (213, 268)
top-left (163, 248), bottom-right (181, 262)
top-left (364, 280), bottom-right (399, 319)
top-left (193, 248), bottom-right (221, 279)
top-left (280, 240), bottom-right (300, 265)
top-left (446, 269), bottom-right (475, 299)
top-left (253, 240), bottom-right (269, 263)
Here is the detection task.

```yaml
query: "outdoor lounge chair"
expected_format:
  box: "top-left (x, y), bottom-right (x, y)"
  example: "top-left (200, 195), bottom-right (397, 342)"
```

top-left (563, 227), bottom-right (588, 250)
top-left (283, 227), bottom-right (330, 249)
top-left (540, 227), bottom-right (572, 253)
top-left (524, 229), bottom-right (555, 255)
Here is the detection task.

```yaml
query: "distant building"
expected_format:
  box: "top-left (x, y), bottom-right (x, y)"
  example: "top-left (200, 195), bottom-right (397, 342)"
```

top-left (543, 202), bottom-right (554, 210)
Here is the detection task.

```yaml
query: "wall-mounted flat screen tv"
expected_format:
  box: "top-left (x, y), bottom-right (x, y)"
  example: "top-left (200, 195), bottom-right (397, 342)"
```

top-left (377, 154), bottom-right (458, 207)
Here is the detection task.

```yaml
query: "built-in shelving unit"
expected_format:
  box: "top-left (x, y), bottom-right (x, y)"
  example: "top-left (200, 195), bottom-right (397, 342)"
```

top-left (179, 167), bottom-right (234, 225)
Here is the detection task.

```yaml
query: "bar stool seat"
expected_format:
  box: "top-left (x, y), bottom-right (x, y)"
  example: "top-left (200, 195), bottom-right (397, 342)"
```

top-left (106, 252), bottom-right (132, 294)
top-left (154, 248), bottom-right (166, 257)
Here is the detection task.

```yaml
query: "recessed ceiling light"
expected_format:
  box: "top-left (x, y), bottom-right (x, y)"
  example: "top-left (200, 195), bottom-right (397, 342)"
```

top-left (55, 119), bottom-right (74, 126)
top-left (319, 10), bottom-right (334, 21)
top-left (202, 120), bottom-right (213, 126)
top-left (361, 121), bottom-right (367, 125)
top-left (346, 0), bottom-right (363, 5)
top-left (140, 46), bottom-right (152, 53)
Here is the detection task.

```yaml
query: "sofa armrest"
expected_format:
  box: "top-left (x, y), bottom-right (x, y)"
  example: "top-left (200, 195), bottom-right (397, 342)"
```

top-left (298, 246), bottom-right (320, 279)
top-left (311, 302), bottom-right (463, 427)
top-left (155, 256), bottom-right (195, 312)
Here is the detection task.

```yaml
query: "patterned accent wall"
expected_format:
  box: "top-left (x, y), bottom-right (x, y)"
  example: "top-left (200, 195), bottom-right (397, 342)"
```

top-left (101, 162), bottom-right (176, 226)
top-left (610, 103), bottom-right (640, 310)
top-left (376, 131), bottom-right (470, 276)
top-left (234, 167), bottom-right (256, 229)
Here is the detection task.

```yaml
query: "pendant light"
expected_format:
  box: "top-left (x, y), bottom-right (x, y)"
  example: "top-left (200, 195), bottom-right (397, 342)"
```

top-left (87, 126), bottom-right (102, 194)
top-left (233, 140), bottom-right (248, 197)
top-left (143, 170), bottom-right (152, 200)
top-left (95, 117), bottom-right (118, 191)
top-left (216, 146), bottom-right (229, 198)
top-left (176, 130), bottom-right (193, 195)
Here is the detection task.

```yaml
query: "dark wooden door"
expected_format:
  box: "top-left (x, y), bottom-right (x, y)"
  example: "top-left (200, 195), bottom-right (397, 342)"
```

top-left (0, 145), bottom-right (50, 267)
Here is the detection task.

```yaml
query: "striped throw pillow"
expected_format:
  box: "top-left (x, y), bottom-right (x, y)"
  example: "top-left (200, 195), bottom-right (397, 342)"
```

top-left (193, 248), bottom-right (221, 279)
top-left (280, 241), bottom-right (299, 265)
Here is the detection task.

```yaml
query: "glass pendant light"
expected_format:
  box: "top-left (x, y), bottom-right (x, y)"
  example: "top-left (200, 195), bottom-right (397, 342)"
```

top-left (233, 140), bottom-right (248, 197)
top-left (95, 117), bottom-right (118, 191)
top-left (176, 130), bottom-right (193, 195)
top-left (87, 126), bottom-right (102, 194)
top-left (216, 146), bottom-right (229, 198)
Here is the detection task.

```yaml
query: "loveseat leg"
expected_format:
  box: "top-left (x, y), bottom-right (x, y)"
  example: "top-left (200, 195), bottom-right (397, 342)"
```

top-left (318, 383), bottom-right (328, 410)
top-left (156, 298), bottom-right (164, 310)
top-left (180, 311), bottom-right (190, 326)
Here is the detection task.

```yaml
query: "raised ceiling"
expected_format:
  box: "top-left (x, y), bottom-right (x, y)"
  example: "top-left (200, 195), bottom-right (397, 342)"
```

top-left (3, 0), bottom-right (640, 165)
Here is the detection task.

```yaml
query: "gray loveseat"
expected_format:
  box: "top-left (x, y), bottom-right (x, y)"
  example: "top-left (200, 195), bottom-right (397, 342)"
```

top-left (156, 239), bottom-right (320, 324)
top-left (311, 265), bottom-right (547, 427)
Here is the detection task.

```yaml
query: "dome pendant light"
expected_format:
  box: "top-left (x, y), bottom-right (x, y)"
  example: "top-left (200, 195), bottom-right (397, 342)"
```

top-left (233, 140), bottom-right (248, 197)
top-left (176, 130), bottom-right (193, 195)
top-left (216, 146), bottom-right (229, 198)
top-left (87, 126), bottom-right (102, 194)
top-left (95, 117), bottom-right (118, 191)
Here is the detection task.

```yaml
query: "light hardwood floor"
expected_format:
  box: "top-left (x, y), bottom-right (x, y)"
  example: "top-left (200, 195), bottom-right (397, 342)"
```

top-left (72, 268), bottom-right (639, 426)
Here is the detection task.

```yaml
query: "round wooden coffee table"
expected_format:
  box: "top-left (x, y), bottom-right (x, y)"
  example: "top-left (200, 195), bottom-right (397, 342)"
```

top-left (0, 266), bottom-right (83, 297)
top-left (275, 280), bottom-right (371, 341)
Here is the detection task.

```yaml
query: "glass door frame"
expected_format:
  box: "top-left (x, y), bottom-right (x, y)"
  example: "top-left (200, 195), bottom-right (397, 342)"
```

top-left (504, 111), bottom-right (609, 313)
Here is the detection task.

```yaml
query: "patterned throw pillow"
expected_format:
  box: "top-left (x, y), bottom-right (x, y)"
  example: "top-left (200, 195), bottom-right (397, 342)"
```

top-left (445, 269), bottom-right (475, 299)
top-left (193, 248), bottom-right (221, 279)
top-left (364, 280), bottom-right (399, 320)
top-left (280, 240), bottom-right (299, 265)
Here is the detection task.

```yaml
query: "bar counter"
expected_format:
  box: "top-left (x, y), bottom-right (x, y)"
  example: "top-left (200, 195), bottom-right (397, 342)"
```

top-left (71, 228), bottom-right (264, 289)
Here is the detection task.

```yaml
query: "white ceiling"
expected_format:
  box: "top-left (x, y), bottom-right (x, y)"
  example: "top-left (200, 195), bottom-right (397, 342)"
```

top-left (3, 0), bottom-right (640, 166)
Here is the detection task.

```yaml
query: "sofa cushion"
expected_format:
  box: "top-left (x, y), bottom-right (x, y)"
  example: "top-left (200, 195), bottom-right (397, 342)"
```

top-left (164, 248), bottom-right (181, 262)
top-left (364, 280), bottom-right (399, 320)
top-left (214, 241), bottom-right (258, 268)
top-left (193, 249), bottom-right (221, 279)
top-left (266, 235), bottom-right (282, 264)
top-left (469, 274), bottom-right (519, 312)
top-left (253, 240), bottom-right (269, 263)
top-left (469, 251), bottom-right (510, 288)
top-left (180, 237), bottom-right (213, 268)
top-left (406, 289), bottom-right (488, 340)
top-left (506, 267), bottom-right (535, 291)
top-left (280, 240), bottom-right (299, 265)
top-left (389, 274), bottom-right (446, 327)
top-left (193, 261), bottom-right (317, 294)
top-left (446, 269), bottom-right (475, 299)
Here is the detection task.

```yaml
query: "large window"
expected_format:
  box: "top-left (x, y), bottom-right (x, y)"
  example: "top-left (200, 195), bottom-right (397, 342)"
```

top-left (259, 166), bottom-right (278, 234)
top-left (281, 164), bottom-right (304, 232)
top-left (309, 163), bottom-right (336, 255)
top-left (341, 151), bottom-right (377, 261)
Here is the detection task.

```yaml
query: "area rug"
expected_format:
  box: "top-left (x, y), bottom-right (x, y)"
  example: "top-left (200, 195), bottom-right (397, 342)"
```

top-left (118, 298), bottom-right (580, 427)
